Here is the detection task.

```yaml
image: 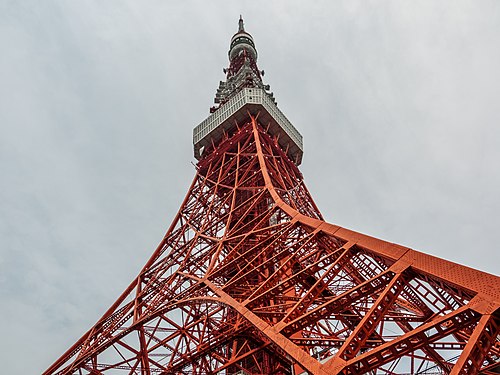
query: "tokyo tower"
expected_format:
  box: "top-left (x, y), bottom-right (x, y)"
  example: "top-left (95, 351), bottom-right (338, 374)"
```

top-left (44, 17), bottom-right (500, 375)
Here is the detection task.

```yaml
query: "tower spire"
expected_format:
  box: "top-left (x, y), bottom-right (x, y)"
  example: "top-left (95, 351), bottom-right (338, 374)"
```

top-left (194, 17), bottom-right (303, 164)
top-left (227, 16), bottom-right (259, 70)
top-left (238, 14), bottom-right (244, 32)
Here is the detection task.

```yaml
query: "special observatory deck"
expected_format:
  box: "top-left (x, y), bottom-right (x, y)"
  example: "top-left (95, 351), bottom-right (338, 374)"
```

top-left (193, 87), bottom-right (304, 165)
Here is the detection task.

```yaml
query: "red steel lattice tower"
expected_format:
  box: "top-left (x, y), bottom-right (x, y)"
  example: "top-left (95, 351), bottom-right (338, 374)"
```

top-left (45, 17), bottom-right (500, 375)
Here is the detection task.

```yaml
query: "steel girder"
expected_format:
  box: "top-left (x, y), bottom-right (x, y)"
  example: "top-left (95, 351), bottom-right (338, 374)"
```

top-left (44, 116), bottom-right (500, 375)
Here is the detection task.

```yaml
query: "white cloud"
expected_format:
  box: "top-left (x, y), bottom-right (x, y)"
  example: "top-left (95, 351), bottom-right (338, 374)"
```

top-left (1, 1), bottom-right (498, 373)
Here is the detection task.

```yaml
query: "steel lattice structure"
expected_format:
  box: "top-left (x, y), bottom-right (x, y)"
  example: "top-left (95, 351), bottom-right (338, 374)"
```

top-left (44, 17), bottom-right (500, 375)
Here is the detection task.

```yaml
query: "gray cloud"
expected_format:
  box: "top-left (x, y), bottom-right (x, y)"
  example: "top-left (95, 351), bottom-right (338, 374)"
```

top-left (1, 1), bottom-right (498, 373)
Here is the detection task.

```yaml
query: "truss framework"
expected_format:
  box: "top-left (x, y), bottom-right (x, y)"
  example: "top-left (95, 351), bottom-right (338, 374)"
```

top-left (44, 115), bottom-right (500, 375)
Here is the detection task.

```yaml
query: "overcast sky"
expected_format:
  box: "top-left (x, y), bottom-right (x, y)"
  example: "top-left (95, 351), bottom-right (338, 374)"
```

top-left (1, 1), bottom-right (499, 373)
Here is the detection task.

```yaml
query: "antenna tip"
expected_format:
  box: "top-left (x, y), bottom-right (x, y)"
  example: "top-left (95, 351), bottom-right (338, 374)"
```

top-left (238, 15), bottom-right (245, 32)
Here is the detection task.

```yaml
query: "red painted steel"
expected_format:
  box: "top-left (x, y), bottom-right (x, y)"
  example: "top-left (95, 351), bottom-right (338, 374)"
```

top-left (43, 116), bottom-right (500, 374)
top-left (44, 19), bottom-right (500, 375)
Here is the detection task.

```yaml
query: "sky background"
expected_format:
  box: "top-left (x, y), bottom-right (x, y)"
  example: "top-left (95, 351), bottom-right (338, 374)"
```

top-left (1, 1), bottom-right (499, 373)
